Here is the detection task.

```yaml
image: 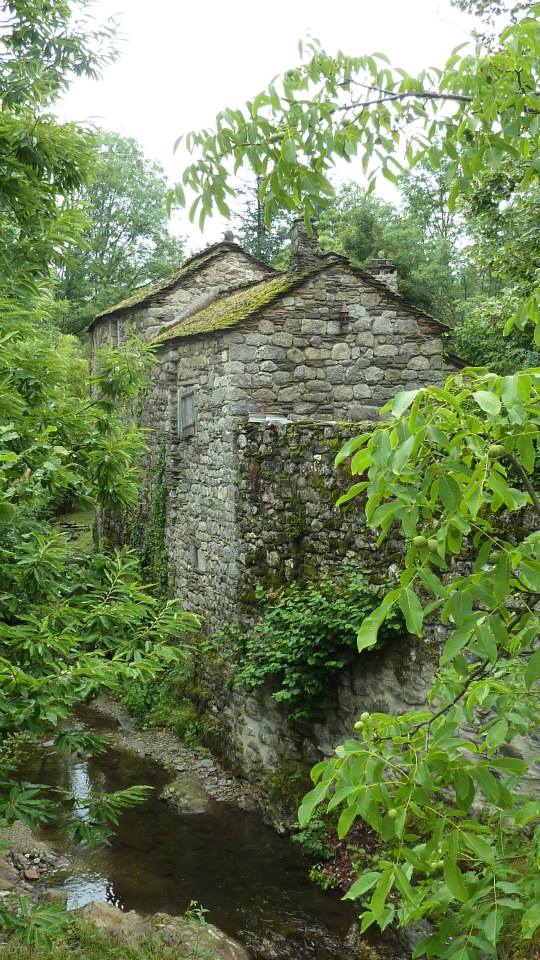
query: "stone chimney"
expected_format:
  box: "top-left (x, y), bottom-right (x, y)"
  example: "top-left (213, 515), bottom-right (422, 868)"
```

top-left (367, 251), bottom-right (398, 293)
top-left (289, 219), bottom-right (323, 273)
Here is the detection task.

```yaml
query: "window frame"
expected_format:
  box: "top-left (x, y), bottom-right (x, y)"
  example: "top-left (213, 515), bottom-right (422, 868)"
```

top-left (109, 316), bottom-right (120, 348)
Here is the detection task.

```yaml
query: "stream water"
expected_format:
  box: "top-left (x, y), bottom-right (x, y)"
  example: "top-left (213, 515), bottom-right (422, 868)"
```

top-left (22, 706), bottom-right (399, 960)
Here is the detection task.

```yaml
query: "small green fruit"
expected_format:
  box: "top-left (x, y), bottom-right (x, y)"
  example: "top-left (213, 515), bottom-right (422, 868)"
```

top-left (413, 535), bottom-right (427, 547)
top-left (427, 538), bottom-right (438, 552)
top-left (360, 711), bottom-right (370, 722)
top-left (354, 720), bottom-right (364, 731)
top-left (435, 859), bottom-right (444, 870)
top-left (387, 808), bottom-right (398, 820)
top-left (488, 443), bottom-right (506, 458)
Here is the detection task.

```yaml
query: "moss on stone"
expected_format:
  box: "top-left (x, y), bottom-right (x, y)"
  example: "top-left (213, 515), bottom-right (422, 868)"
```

top-left (151, 270), bottom-right (325, 345)
top-left (264, 761), bottom-right (313, 817)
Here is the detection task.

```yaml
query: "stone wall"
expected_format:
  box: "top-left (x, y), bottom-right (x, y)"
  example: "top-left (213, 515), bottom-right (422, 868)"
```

top-left (203, 636), bottom-right (435, 787)
top-left (235, 419), bottom-right (393, 613)
top-left (197, 263), bottom-right (447, 424)
top-left (90, 245), bottom-right (271, 351)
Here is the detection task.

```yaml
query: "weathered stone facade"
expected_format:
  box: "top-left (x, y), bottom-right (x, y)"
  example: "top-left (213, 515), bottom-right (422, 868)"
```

top-left (90, 225), bottom-right (454, 628)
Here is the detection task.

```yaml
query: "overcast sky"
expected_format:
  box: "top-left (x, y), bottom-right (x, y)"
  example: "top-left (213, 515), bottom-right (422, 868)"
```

top-left (59, 0), bottom-right (475, 251)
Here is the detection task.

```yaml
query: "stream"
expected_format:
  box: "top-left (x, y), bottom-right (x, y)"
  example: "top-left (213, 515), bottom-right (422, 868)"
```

top-left (22, 706), bottom-right (400, 960)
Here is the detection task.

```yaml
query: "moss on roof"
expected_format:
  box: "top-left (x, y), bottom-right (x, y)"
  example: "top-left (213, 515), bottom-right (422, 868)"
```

top-left (91, 240), bottom-right (274, 325)
top-left (93, 249), bottom-right (225, 322)
top-left (151, 272), bottom-right (312, 345)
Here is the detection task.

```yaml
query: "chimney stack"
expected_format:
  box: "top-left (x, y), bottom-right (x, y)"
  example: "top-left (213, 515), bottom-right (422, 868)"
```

top-left (368, 251), bottom-right (398, 293)
top-left (289, 219), bottom-right (323, 273)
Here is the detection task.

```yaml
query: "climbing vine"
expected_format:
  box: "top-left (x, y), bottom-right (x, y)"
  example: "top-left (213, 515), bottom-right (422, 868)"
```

top-left (133, 445), bottom-right (169, 595)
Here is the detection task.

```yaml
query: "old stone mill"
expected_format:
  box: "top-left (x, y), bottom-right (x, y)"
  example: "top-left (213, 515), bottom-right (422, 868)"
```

top-left (87, 220), bottom-right (456, 777)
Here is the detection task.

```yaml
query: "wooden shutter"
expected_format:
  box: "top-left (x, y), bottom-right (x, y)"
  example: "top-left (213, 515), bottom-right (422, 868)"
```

top-left (178, 386), bottom-right (196, 438)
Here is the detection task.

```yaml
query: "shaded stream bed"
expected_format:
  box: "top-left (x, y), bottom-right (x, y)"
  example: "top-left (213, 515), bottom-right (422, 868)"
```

top-left (21, 706), bottom-right (401, 960)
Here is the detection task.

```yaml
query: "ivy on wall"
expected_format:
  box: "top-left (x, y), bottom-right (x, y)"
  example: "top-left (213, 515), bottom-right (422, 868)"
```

top-left (132, 445), bottom-right (169, 595)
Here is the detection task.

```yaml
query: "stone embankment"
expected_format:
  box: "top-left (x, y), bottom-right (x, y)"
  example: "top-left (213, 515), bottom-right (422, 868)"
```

top-left (75, 900), bottom-right (249, 960)
top-left (91, 694), bottom-right (259, 814)
top-left (0, 820), bottom-right (69, 904)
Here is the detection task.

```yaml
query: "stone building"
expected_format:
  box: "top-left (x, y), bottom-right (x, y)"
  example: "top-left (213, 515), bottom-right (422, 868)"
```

top-left (89, 222), bottom-right (453, 629)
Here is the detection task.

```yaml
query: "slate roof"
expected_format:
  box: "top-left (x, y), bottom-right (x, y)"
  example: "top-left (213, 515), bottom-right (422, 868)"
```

top-left (151, 271), bottom-right (321, 345)
top-left (88, 240), bottom-right (275, 328)
top-left (150, 254), bottom-right (448, 347)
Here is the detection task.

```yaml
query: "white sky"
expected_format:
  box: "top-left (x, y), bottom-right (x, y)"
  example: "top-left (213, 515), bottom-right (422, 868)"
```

top-left (59, 0), bottom-right (475, 251)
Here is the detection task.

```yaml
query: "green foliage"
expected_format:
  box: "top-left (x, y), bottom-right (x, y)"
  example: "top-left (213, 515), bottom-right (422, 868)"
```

top-left (0, 916), bottom-right (217, 959)
top-left (0, 899), bottom-right (70, 952)
top-left (58, 130), bottom-right (185, 334)
top-left (308, 864), bottom-right (340, 891)
top-left (0, 4), bottom-right (199, 934)
top-left (230, 176), bottom-right (293, 265)
top-left (318, 177), bottom-right (477, 325)
top-left (121, 657), bottom-right (220, 752)
top-left (227, 574), bottom-right (402, 719)
top-left (297, 370), bottom-right (540, 957)
top-left (292, 817), bottom-right (332, 862)
top-left (133, 446), bottom-right (169, 595)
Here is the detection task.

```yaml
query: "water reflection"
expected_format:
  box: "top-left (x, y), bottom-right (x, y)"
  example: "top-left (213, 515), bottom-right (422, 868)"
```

top-left (20, 707), bottom-right (396, 960)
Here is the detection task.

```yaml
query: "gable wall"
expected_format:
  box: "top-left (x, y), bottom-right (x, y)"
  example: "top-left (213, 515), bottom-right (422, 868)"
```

top-left (218, 265), bottom-right (445, 422)
top-left (136, 328), bottom-right (244, 624)
top-left (90, 249), bottom-right (270, 354)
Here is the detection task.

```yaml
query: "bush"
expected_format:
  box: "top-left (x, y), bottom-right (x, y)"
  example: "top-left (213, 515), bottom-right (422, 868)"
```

top-left (121, 659), bottom-right (221, 752)
top-left (226, 573), bottom-right (403, 719)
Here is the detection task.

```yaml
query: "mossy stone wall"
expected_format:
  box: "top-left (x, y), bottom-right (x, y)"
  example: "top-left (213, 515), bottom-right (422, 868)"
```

top-left (235, 419), bottom-right (400, 616)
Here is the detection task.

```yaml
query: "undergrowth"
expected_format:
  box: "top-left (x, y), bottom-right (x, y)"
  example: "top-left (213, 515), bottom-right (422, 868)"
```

top-left (0, 919), bottom-right (215, 959)
top-left (121, 656), bottom-right (221, 753)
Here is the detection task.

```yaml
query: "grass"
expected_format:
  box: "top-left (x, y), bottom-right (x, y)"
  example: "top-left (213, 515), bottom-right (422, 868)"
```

top-left (0, 922), bottom-right (215, 959)
top-left (54, 506), bottom-right (95, 556)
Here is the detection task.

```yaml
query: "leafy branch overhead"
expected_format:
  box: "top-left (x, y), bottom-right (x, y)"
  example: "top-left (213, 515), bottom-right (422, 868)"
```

top-left (299, 368), bottom-right (540, 957)
top-left (176, 8), bottom-right (540, 238)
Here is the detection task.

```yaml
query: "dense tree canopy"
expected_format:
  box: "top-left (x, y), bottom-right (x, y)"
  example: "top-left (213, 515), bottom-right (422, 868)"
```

top-left (0, 5), bottom-right (196, 945)
top-left (58, 130), bottom-right (185, 334)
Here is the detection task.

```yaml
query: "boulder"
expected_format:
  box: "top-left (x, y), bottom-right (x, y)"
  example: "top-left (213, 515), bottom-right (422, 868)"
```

top-left (0, 857), bottom-right (19, 892)
top-left (160, 774), bottom-right (210, 814)
top-left (75, 900), bottom-right (148, 941)
top-left (75, 900), bottom-right (250, 959)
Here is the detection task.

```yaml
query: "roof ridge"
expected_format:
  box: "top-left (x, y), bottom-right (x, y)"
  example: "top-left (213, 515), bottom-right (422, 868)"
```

top-left (88, 240), bottom-right (276, 328)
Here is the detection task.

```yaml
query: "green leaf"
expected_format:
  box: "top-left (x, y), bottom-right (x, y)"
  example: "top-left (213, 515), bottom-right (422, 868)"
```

top-left (356, 589), bottom-right (400, 652)
top-left (344, 870), bottom-right (381, 901)
top-left (336, 482), bottom-right (368, 507)
top-left (522, 902), bottom-right (540, 939)
top-left (297, 781), bottom-right (330, 826)
top-left (399, 587), bottom-right (424, 637)
top-left (443, 858), bottom-right (469, 902)
top-left (454, 770), bottom-right (475, 811)
top-left (383, 389), bottom-right (422, 419)
top-left (485, 718), bottom-right (508, 749)
top-left (525, 648), bottom-right (540, 688)
top-left (337, 802), bottom-right (358, 839)
top-left (463, 833), bottom-right (494, 864)
top-left (472, 391), bottom-right (501, 416)
top-left (440, 624), bottom-right (474, 665)
top-left (391, 435), bottom-right (415, 474)
top-left (439, 474), bottom-right (461, 512)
